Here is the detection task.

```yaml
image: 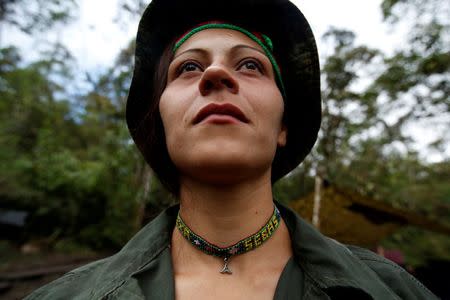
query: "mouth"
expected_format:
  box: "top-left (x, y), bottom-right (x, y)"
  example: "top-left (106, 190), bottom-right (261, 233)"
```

top-left (193, 103), bottom-right (249, 125)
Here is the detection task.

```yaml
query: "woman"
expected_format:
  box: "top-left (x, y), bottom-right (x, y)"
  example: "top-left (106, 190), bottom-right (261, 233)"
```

top-left (26, 0), bottom-right (437, 299)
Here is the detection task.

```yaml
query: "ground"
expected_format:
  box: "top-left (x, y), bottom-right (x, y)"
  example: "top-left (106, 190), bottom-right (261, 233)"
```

top-left (0, 242), bottom-right (108, 299)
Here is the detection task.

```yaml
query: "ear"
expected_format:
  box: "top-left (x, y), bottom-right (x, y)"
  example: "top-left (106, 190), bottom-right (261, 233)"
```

top-left (277, 124), bottom-right (287, 147)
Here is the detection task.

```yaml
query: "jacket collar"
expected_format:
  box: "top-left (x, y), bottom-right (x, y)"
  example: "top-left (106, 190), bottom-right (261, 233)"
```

top-left (94, 203), bottom-right (396, 299)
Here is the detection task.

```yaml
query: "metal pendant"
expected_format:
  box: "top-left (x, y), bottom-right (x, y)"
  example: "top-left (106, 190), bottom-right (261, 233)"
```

top-left (220, 257), bottom-right (232, 274)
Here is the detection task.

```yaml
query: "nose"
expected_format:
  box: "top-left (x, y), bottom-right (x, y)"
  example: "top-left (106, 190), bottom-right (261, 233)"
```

top-left (199, 65), bottom-right (239, 96)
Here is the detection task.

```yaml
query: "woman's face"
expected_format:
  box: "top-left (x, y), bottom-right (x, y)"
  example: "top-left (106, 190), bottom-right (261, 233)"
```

top-left (159, 29), bottom-right (286, 184)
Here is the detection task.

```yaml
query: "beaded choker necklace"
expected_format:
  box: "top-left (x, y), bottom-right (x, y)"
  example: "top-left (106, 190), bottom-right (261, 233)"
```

top-left (176, 206), bottom-right (281, 274)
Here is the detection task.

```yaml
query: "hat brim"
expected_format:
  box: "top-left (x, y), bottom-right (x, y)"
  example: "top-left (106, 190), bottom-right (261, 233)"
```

top-left (126, 0), bottom-right (321, 182)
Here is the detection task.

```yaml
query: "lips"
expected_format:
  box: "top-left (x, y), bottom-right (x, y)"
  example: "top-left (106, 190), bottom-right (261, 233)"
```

top-left (193, 103), bottom-right (249, 124)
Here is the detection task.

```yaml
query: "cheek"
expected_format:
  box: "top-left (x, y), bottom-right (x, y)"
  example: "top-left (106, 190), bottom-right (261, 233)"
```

top-left (267, 86), bottom-right (284, 126)
top-left (260, 89), bottom-right (285, 147)
top-left (250, 85), bottom-right (284, 131)
top-left (158, 89), bottom-right (194, 154)
top-left (159, 89), bottom-right (184, 128)
top-left (159, 83), bottom-right (198, 127)
top-left (158, 91), bottom-right (180, 142)
top-left (158, 93), bottom-right (170, 132)
top-left (270, 102), bottom-right (285, 146)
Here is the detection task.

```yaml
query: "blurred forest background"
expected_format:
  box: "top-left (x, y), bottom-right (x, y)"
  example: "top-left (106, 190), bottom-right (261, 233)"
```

top-left (0, 0), bottom-right (449, 273)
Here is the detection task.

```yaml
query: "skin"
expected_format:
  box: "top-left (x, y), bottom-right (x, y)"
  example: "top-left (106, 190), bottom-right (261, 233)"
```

top-left (159, 29), bottom-right (293, 300)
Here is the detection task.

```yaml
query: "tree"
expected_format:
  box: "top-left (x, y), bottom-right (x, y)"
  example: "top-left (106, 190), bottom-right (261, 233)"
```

top-left (279, 0), bottom-right (450, 265)
top-left (313, 28), bottom-right (381, 181)
top-left (377, 0), bottom-right (449, 156)
top-left (0, 0), bottom-right (77, 35)
top-left (115, 0), bottom-right (146, 20)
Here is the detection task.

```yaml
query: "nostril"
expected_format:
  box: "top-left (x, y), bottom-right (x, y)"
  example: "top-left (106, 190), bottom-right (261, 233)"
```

top-left (204, 80), bottom-right (214, 91)
top-left (221, 79), bottom-right (235, 90)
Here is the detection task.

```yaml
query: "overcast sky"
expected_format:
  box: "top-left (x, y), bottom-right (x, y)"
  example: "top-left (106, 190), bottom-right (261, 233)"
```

top-left (83, 0), bottom-right (402, 70)
top-left (6, 0), bottom-right (405, 72)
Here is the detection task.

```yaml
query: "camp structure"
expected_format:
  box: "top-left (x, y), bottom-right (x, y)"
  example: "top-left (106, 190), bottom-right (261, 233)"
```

top-left (290, 184), bottom-right (450, 248)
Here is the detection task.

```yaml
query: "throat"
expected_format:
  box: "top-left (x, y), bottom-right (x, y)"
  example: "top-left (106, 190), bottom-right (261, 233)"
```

top-left (177, 172), bottom-right (277, 246)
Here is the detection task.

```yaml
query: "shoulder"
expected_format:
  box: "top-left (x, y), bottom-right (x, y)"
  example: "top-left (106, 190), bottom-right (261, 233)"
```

top-left (24, 258), bottom-right (110, 300)
top-left (346, 245), bottom-right (439, 300)
top-left (279, 203), bottom-right (439, 299)
top-left (25, 206), bottom-right (178, 299)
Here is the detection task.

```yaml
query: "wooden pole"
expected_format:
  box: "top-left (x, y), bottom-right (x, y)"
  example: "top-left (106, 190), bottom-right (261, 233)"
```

top-left (313, 175), bottom-right (322, 229)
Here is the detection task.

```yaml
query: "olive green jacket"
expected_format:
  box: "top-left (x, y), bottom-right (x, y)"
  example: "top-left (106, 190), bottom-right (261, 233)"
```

top-left (25, 204), bottom-right (438, 299)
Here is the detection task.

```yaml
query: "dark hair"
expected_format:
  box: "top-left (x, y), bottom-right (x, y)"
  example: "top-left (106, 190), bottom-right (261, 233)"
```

top-left (137, 42), bottom-right (182, 196)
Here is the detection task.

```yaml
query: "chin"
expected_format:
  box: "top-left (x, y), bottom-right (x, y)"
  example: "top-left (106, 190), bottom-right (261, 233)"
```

top-left (187, 165), bottom-right (271, 185)
top-left (175, 152), bottom-right (275, 185)
top-left (167, 136), bottom-right (279, 183)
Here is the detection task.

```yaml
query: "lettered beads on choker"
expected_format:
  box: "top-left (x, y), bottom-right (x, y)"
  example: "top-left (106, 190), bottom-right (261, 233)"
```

top-left (176, 205), bottom-right (281, 274)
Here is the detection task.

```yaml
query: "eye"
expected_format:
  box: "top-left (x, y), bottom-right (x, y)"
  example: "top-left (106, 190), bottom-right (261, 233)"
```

top-left (177, 61), bottom-right (203, 75)
top-left (237, 59), bottom-right (263, 73)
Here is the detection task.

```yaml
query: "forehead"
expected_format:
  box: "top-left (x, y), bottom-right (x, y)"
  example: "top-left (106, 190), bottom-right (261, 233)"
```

top-left (174, 28), bottom-right (264, 56)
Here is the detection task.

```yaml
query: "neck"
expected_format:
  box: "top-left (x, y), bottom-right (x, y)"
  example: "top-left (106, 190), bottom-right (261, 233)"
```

top-left (177, 171), bottom-right (275, 247)
top-left (171, 170), bottom-right (293, 276)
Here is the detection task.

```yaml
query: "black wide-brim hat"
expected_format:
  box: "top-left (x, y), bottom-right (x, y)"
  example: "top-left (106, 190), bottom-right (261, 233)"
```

top-left (126, 0), bottom-right (321, 186)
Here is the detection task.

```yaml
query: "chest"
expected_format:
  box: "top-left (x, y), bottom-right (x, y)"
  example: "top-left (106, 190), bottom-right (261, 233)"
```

top-left (174, 272), bottom-right (280, 300)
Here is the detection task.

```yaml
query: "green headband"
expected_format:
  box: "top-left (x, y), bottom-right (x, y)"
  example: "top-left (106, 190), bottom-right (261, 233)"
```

top-left (173, 23), bottom-right (286, 98)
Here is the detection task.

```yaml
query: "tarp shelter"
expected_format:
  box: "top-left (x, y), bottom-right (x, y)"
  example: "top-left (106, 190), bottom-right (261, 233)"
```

top-left (290, 185), bottom-right (450, 248)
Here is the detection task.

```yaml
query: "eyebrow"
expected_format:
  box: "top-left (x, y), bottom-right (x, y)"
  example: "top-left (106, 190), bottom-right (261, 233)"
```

top-left (173, 48), bottom-right (208, 60)
top-left (173, 44), bottom-right (266, 60)
top-left (229, 44), bottom-right (266, 56)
